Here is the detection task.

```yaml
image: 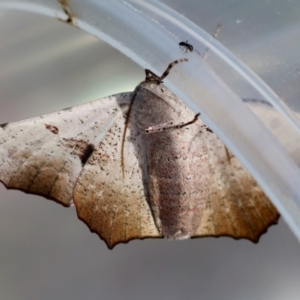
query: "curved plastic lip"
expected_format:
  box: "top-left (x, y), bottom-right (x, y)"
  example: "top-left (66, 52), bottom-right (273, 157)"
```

top-left (1, 0), bottom-right (300, 242)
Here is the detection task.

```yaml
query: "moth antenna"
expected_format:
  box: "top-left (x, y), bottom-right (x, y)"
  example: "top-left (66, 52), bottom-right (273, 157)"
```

top-left (145, 59), bottom-right (188, 84)
top-left (158, 59), bottom-right (188, 82)
top-left (121, 92), bottom-right (138, 178)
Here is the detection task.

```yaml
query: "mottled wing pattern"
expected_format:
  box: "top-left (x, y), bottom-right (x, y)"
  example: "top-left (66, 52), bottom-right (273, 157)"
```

top-left (73, 107), bottom-right (162, 249)
top-left (0, 93), bottom-right (131, 206)
top-left (194, 124), bottom-right (279, 242)
top-left (0, 86), bottom-right (282, 247)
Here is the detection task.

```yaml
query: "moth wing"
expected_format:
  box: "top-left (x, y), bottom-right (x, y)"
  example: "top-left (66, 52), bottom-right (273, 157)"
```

top-left (194, 122), bottom-right (279, 242)
top-left (73, 111), bottom-right (162, 249)
top-left (0, 93), bottom-right (131, 206)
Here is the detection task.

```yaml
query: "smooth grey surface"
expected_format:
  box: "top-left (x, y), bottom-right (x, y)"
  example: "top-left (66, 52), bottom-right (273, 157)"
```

top-left (163, 0), bottom-right (300, 111)
top-left (0, 2), bottom-right (300, 300)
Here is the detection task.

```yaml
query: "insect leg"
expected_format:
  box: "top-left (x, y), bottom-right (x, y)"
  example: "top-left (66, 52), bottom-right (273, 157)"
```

top-left (145, 113), bottom-right (212, 134)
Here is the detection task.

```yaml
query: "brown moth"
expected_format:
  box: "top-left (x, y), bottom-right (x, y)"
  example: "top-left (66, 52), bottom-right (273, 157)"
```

top-left (0, 59), bottom-right (279, 249)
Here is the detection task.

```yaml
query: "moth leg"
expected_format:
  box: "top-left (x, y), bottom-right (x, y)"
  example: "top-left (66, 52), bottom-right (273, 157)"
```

top-left (145, 113), bottom-right (212, 134)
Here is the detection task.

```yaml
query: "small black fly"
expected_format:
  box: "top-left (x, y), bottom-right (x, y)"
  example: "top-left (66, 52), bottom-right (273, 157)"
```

top-left (179, 40), bottom-right (193, 53)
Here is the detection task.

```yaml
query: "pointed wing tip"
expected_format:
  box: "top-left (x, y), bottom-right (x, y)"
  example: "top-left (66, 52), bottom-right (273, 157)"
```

top-left (75, 213), bottom-right (163, 250)
top-left (0, 180), bottom-right (73, 208)
top-left (76, 214), bottom-right (280, 249)
top-left (106, 219), bottom-right (280, 248)
top-left (192, 214), bottom-right (280, 243)
top-left (105, 236), bottom-right (164, 250)
top-left (250, 213), bottom-right (280, 243)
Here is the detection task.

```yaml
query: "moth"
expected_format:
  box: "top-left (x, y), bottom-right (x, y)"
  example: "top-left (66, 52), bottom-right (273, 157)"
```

top-left (0, 59), bottom-right (279, 249)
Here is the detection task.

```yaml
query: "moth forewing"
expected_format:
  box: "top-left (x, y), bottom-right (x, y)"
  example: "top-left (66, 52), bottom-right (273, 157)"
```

top-left (0, 60), bottom-right (279, 248)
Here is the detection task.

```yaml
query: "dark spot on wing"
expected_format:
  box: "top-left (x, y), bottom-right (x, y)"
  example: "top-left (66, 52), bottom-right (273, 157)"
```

top-left (45, 124), bottom-right (59, 134)
top-left (0, 123), bottom-right (8, 129)
top-left (80, 143), bottom-right (95, 166)
top-left (62, 138), bottom-right (95, 166)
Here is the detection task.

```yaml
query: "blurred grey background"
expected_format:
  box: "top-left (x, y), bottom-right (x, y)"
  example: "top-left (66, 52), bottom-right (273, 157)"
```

top-left (0, 1), bottom-right (300, 300)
